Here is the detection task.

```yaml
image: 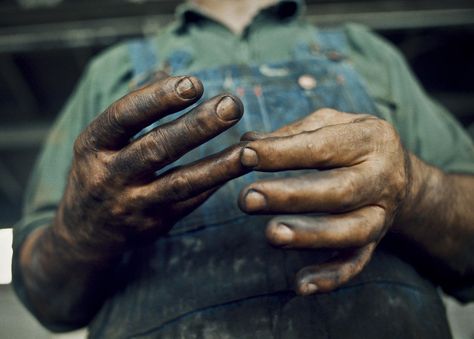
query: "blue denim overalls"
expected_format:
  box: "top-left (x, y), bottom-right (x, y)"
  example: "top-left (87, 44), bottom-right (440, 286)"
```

top-left (88, 28), bottom-right (451, 339)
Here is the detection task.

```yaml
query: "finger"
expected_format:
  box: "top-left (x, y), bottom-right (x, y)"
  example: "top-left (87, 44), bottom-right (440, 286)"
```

top-left (241, 109), bottom-right (372, 141)
top-left (129, 144), bottom-right (250, 205)
top-left (265, 206), bottom-right (385, 249)
top-left (114, 94), bottom-right (243, 180)
top-left (77, 76), bottom-right (204, 151)
top-left (150, 70), bottom-right (171, 83)
top-left (239, 168), bottom-right (378, 214)
top-left (295, 243), bottom-right (376, 295)
top-left (126, 187), bottom-right (220, 242)
top-left (169, 186), bottom-right (220, 217)
top-left (240, 131), bottom-right (267, 141)
top-left (240, 119), bottom-right (381, 170)
top-left (135, 70), bottom-right (171, 90)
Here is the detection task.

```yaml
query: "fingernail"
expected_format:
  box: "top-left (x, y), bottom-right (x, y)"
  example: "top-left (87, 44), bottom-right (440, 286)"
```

top-left (244, 190), bottom-right (267, 211)
top-left (176, 77), bottom-right (197, 99)
top-left (241, 147), bottom-right (258, 167)
top-left (216, 96), bottom-right (241, 121)
top-left (301, 283), bottom-right (318, 295)
top-left (275, 224), bottom-right (294, 243)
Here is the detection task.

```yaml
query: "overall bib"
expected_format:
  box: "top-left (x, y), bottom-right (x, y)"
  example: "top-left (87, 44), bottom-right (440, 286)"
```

top-left (88, 28), bottom-right (451, 339)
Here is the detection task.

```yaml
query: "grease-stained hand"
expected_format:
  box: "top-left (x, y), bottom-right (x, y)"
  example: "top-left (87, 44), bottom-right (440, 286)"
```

top-left (238, 108), bottom-right (415, 295)
top-left (56, 75), bottom-right (250, 261)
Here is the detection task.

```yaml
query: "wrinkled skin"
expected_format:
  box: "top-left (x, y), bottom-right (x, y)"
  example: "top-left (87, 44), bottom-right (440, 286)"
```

top-left (20, 75), bottom-right (252, 326)
top-left (55, 75), bottom-right (251, 260)
top-left (20, 75), bottom-right (474, 330)
top-left (238, 109), bottom-right (413, 294)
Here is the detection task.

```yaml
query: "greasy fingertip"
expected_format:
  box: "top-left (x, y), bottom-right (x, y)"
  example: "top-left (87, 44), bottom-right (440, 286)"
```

top-left (240, 147), bottom-right (259, 167)
top-left (234, 94), bottom-right (245, 117)
top-left (266, 222), bottom-right (294, 246)
top-left (295, 266), bottom-right (337, 295)
top-left (296, 282), bottom-right (319, 296)
top-left (216, 95), bottom-right (243, 122)
top-left (175, 76), bottom-right (203, 100)
top-left (295, 244), bottom-right (376, 296)
top-left (238, 189), bottom-right (267, 213)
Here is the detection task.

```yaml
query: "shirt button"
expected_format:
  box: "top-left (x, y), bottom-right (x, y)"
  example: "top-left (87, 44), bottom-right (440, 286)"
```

top-left (298, 74), bottom-right (317, 90)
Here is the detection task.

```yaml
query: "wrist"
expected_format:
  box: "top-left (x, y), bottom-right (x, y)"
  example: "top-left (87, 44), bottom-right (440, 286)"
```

top-left (52, 201), bottom-right (125, 265)
top-left (393, 153), bottom-right (441, 231)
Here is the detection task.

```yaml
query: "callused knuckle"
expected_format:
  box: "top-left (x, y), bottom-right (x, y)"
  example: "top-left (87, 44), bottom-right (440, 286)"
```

top-left (86, 174), bottom-right (108, 200)
top-left (184, 112), bottom-right (205, 138)
top-left (377, 119), bottom-right (398, 143)
top-left (106, 103), bottom-right (126, 132)
top-left (149, 129), bottom-right (175, 163)
top-left (338, 176), bottom-right (356, 209)
top-left (73, 135), bottom-right (86, 156)
top-left (169, 173), bottom-right (193, 200)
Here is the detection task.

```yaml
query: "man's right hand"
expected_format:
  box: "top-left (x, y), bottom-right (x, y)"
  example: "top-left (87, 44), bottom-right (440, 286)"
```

top-left (54, 75), bottom-right (248, 262)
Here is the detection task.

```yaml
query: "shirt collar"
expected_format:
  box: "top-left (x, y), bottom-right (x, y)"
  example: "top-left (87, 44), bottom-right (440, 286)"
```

top-left (174, 0), bottom-right (305, 32)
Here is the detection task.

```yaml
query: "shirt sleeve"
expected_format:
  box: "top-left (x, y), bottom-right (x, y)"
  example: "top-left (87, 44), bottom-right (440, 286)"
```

top-left (345, 23), bottom-right (474, 302)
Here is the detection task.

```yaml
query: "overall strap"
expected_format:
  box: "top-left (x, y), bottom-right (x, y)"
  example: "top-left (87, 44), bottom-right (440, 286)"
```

top-left (127, 38), bottom-right (159, 88)
top-left (313, 27), bottom-right (350, 57)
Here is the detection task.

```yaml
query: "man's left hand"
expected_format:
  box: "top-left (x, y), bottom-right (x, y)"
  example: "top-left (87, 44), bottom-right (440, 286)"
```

top-left (238, 108), bottom-right (417, 295)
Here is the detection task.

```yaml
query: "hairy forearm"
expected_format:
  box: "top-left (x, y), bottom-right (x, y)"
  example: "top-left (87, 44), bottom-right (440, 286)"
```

top-left (19, 221), bottom-right (119, 331)
top-left (394, 154), bottom-right (474, 275)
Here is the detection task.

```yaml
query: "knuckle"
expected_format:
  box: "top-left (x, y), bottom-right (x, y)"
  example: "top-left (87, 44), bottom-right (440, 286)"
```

top-left (86, 173), bottom-right (108, 201)
top-left (73, 134), bottom-right (87, 156)
top-left (335, 175), bottom-right (357, 211)
top-left (104, 103), bottom-right (127, 134)
top-left (184, 111), bottom-right (206, 136)
top-left (73, 125), bottom-right (103, 155)
top-left (79, 156), bottom-right (114, 198)
top-left (107, 189), bottom-right (139, 220)
top-left (167, 172), bottom-right (193, 201)
top-left (144, 128), bottom-right (176, 165)
top-left (371, 118), bottom-right (398, 143)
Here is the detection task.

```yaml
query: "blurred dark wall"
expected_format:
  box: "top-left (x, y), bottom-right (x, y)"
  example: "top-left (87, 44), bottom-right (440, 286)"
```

top-left (0, 0), bottom-right (473, 226)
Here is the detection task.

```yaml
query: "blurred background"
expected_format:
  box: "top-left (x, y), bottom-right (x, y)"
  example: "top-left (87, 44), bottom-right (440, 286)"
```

top-left (0, 0), bottom-right (473, 338)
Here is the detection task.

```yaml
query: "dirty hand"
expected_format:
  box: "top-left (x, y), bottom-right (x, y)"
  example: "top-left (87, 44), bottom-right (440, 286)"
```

top-left (239, 108), bottom-right (416, 295)
top-left (55, 76), bottom-right (248, 261)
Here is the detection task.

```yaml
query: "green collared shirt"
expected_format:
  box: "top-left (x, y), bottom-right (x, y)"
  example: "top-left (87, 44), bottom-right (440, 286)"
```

top-left (13, 0), bottom-right (474, 331)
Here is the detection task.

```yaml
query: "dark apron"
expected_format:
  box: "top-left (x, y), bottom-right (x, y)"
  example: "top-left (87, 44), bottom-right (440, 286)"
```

top-left (88, 28), bottom-right (451, 339)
